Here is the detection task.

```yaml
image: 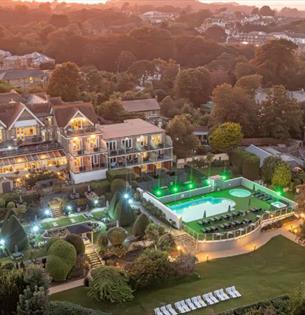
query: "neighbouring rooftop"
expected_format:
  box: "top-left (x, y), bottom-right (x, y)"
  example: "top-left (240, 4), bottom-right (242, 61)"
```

top-left (121, 98), bottom-right (160, 113)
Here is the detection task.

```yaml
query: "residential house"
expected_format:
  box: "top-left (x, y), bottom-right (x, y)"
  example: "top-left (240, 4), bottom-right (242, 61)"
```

top-left (121, 98), bottom-right (161, 119)
top-left (0, 69), bottom-right (50, 89)
top-left (100, 119), bottom-right (173, 175)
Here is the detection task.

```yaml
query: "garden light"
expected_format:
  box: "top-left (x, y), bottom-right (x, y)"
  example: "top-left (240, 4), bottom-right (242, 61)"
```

top-left (32, 225), bottom-right (39, 233)
top-left (123, 193), bottom-right (129, 199)
top-left (188, 182), bottom-right (195, 189)
top-left (94, 199), bottom-right (99, 205)
top-left (172, 185), bottom-right (179, 193)
top-left (67, 205), bottom-right (72, 211)
top-left (128, 198), bottom-right (133, 204)
top-left (155, 189), bottom-right (162, 197)
top-left (0, 239), bottom-right (5, 248)
top-left (44, 209), bottom-right (51, 216)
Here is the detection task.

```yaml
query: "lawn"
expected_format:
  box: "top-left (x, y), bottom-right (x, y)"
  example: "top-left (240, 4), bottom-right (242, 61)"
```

top-left (51, 236), bottom-right (305, 315)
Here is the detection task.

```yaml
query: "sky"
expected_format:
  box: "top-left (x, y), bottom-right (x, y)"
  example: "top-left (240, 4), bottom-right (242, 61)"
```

top-left (19, 0), bottom-right (305, 10)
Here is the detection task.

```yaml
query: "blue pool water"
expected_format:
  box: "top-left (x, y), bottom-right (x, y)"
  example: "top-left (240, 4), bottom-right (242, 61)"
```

top-left (168, 196), bottom-right (236, 222)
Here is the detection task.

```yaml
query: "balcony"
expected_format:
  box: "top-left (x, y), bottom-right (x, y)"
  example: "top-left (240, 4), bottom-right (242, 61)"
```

top-left (69, 146), bottom-right (107, 157)
top-left (63, 126), bottom-right (99, 137)
top-left (17, 135), bottom-right (43, 146)
top-left (71, 163), bottom-right (107, 174)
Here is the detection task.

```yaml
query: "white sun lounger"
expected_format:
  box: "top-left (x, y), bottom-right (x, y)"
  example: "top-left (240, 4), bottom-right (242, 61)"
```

top-left (232, 286), bottom-right (242, 297)
top-left (166, 304), bottom-right (178, 315)
top-left (180, 300), bottom-right (191, 312)
top-left (225, 287), bottom-right (237, 298)
top-left (161, 306), bottom-right (171, 315)
top-left (208, 292), bottom-right (219, 304)
top-left (174, 302), bottom-right (186, 314)
top-left (154, 308), bottom-right (163, 315)
top-left (191, 297), bottom-right (202, 308)
top-left (202, 293), bottom-right (214, 305)
top-left (185, 299), bottom-right (196, 310)
top-left (219, 289), bottom-right (230, 300)
top-left (214, 290), bottom-right (225, 301)
top-left (196, 296), bottom-right (207, 307)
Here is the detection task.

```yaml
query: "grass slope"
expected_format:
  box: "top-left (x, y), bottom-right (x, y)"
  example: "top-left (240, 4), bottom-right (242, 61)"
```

top-left (51, 236), bottom-right (305, 315)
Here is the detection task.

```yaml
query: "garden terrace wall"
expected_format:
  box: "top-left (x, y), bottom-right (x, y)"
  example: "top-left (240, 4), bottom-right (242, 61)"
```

top-left (140, 189), bottom-right (183, 229)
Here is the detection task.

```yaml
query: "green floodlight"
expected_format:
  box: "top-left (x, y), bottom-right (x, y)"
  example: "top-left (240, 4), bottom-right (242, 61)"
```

top-left (206, 179), bottom-right (211, 185)
top-left (155, 189), bottom-right (162, 197)
top-left (188, 182), bottom-right (195, 190)
top-left (172, 185), bottom-right (179, 193)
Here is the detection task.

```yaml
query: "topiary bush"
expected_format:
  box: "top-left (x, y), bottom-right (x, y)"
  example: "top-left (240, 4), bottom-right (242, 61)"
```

top-left (115, 199), bottom-right (135, 227)
top-left (107, 227), bottom-right (128, 247)
top-left (45, 238), bottom-right (59, 252)
top-left (132, 213), bottom-right (149, 238)
top-left (157, 233), bottom-right (176, 252)
top-left (1, 215), bottom-right (28, 252)
top-left (65, 234), bottom-right (85, 255)
top-left (46, 255), bottom-right (70, 282)
top-left (48, 239), bottom-right (77, 269)
top-left (90, 180), bottom-right (110, 195)
top-left (110, 179), bottom-right (127, 195)
top-left (0, 198), bottom-right (5, 208)
top-left (88, 266), bottom-right (134, 303)
top-left (6, 201), bottom-right (16, 209)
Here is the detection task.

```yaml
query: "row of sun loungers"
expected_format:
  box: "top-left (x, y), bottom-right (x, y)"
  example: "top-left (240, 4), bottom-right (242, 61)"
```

top-left (253, 191), bottom-right (273, 202)
top-left (154, 286), bottom-right (242, 315)
top-left (199, 211), bottom-right (243, 226)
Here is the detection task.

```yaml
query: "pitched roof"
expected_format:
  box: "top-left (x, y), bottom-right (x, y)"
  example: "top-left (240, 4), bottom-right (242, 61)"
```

top-left (0, 69), bottom-right (48, 81)
top-left (100, 118), bottom-right (164, 140)
top-left (121, 98), bottom-right (160, 113)
top-left (52, 102), bottom-right (98, 128)
top-left (0, 102), bottom-right (24, 128)
top-left (0, 90), bottom-right (22, 105)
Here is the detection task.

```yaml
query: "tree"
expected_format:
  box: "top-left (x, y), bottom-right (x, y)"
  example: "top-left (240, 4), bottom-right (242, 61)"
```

top-left (209, 122), bottom-right (243, 153)
top-left (88, 266), bottom-right (133, 303)
top-left (234, 61), bottom-right (256, 80)
top-left (157, 233), bottom-right (176, 252)
top-left (242, 154), bottom-right (260, 181)
top-left (205, 25), bottom-right (226, 42)
top-left (49, 14), bottom-right (69, 28)
top-left (17, 286), bottom-right (48, 315)
top-left (127, 249), bottom-right (172, 289)
top-left (175, 67), bottom-right (211, 106)
top-left (0, 268), bottom-right (26, 314)
top-left (261, 156), bottom-right (282, 184)
top-left (272, 163), bottom-right (292, 188)
top-left (128, 60), bottom-right (155, 86)
top-left (65, 234), bottom-right (85, 255)
top-left (24, 265), bottom-right (49, 292)
top-left (259, 5), bottom-right (275, 16)
top-left (132, 213), bottom-right (149, 238)
top-left (116, 50), bottom-right (136, 72)
top-left (98, 99), bottom-right (126, 122)
top-left (260, 85), bottom-right (303, 140)
top-left (210, 83), bottom-right (258, 137)
top-left (145, 223), bottom-right (165, 243)
top-left (107, 227), bottom-right (128, 246)
top-left (166, 114), bottom-right (200, 158)
top-left (1, 214), bottom-right (28, 252)
top-left (47, 62), bottom-right (81, 101)
top-left (235, 74), bottom-right (263, 96)
top-left (288, 283), bottom-right (305, 315)
top-left (254, 39), bottom-right (298, 86)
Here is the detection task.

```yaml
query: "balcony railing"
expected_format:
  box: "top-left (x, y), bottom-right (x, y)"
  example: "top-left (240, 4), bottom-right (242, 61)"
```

top-left (0, 142), bottom-right (63, 158)
top-left (71, 163), bottom-right (107, 174)
top-left (109, 142), bottom-right (173, 157)
top-left (69, 146), bottom-right (107, 157)
top-left (63, 126), bottom-right (99, 136)
top-left (18, 135), bottom-right (43, 146)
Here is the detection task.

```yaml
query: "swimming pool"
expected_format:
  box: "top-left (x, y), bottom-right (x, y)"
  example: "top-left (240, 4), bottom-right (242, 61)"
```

top-left (168, 196), bottom-right (236, 222)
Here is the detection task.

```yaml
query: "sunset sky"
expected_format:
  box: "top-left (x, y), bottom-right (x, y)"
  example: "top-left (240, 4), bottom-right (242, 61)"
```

top-left (19, 0), bottom-right (305, 10)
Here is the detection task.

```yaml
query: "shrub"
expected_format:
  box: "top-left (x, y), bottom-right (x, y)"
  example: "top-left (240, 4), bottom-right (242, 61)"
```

top-left (0, 198), bottom-right (5, 208)
top-left (97, 232), bottom-right (108, 250)
top-left (48, 239), bottom-right (77, 269)
top-left (1, 215), bottom-right (28, 252)
top-left (107, 227), bottom-right (128, 246)
top-left (88, 266), bottom-right (134, 303)
top-left (91, 180), bottom-right (110, 195)
top-left (261, 156), bottom-right (282, 184)
top-left (45, 238), bottom-right (59, 251)
top-left (17, 286), bottom-right (48, 315)
top-left (272, 163), bottom-right (292, 188)
top-left (107, 169), bottom-right (136, 182)
top-left (65, 234), bottom-right (85, 255)
top-left (127, 249), bottom-right (172, 289)
top-left (145, 223), bottom-right (165, 243)
top-left (132, 213), bottom-right (149, 237)
top-left (49, 301), bottom-right (109, 315)
top-left (107, 192), bottom-right (120, 219)
top-left (157, 233), bottom-right (176, 251)
top-left (110, 178), bottom-right (127, 195)
top-left (24, 265), bottom-right (50, 291)
top-left (242, 154), bottom-right (260, 180)
top-left (6, 201), bottom-right (16, 209)
top-left (46, 255), bottom-right (70, 282)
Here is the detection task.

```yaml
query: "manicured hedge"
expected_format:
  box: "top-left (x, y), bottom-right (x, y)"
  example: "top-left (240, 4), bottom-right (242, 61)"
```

top-left (132, 213), bottom-right (149, 237)
top-left (65, 234), bottom-right (85, 255)
top-left (230, 149), bottom-right (260, 180)
top-left (90, 180), bottom-right (110, 195)
top-left (48, 239), bottom-right (77, 269)
top-left (46, 255), bottom-right (70, 282)
top-left (106, 169), bottom-right (137, 182)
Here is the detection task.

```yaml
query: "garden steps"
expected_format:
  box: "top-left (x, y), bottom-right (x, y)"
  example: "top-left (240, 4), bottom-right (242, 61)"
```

top-left (85, 244), bottom-right (103, 269)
